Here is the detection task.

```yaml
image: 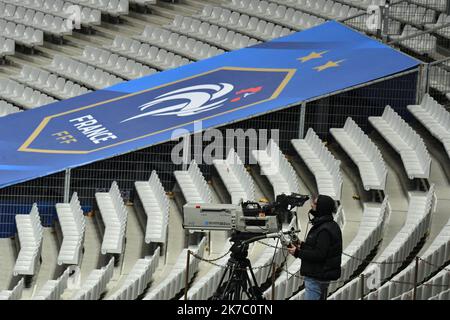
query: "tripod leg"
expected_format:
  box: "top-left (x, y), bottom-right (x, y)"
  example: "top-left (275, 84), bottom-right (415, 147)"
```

top-left (246, 260), bottom-right (265, 300)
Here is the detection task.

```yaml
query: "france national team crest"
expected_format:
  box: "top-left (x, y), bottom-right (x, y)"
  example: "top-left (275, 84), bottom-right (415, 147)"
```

top-left (19, 67), bottom-right (295, 154)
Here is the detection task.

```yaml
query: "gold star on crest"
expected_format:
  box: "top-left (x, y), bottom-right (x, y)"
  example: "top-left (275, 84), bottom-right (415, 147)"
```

top-left (297, 51), bottom-right (328, 63)
top-left (314, 60), bottom-right (345, 72)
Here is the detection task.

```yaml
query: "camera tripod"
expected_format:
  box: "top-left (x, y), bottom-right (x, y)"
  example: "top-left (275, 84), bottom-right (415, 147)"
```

top-left (210, 240), bottom-right (265, 300)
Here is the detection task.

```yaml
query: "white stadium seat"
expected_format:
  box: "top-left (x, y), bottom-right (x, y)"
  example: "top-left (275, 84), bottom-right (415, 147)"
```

top-left (32, 268), bottom-right (70, 300)
top-left (329, 186), bottom-right (435, 300)
top-left (135, 170), bottom-right (169, 244)
top-left (252, 139), bottom-right (300, 197)
top-left (174, 160), bottom-right (212, 204)
top-left (56, 192), bottom-right (86, 266)
top-left (13, 203), bottom-right (43, 276)
top-left (0, 99), bottom-right (21, 116)
top-left (292, 128), bottom-right (343, 200)
top-left (408, 94), bottom-right (450, 159)
top-left (107, 248), bottom-right (160, 300)
top-left (213, 148), bottom-right (255, 204)
top-left (95, 181), bottom-right (128, 255)
top-left (71, 257), bottom-right (115, 300)
top-left (0, 278), bottom-right (24, 300)
top-left (143, 238), bottom-right (206, 300)
top-left (330, 117), bottom-right (387, 191)
top-left (369, 105), bottom-right (432, 179)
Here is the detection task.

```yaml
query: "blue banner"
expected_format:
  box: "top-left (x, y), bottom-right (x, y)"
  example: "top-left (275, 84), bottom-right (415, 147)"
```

top-left (0, 21), bottom-right (419, 189)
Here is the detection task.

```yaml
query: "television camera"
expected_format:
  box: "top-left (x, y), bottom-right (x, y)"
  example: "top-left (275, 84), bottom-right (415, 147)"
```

top-left (182, 193), bottom-right (310, 300)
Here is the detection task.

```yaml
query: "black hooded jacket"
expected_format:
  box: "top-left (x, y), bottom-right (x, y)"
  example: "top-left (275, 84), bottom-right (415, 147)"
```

top-left (295, 195), bottom-right (342, 281)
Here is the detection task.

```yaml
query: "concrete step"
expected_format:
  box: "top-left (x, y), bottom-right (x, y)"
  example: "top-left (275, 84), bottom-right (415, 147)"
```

top-left (128, 11), bottom-right (172, 26)
top-left (25, 228), bottom-right (59, 299)
top-left (0, 239), bottom-right (16, 291)
top-left (103, 205), bottom-right (144, 299)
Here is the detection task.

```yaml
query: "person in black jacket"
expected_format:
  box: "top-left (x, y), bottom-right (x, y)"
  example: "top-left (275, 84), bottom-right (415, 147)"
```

top-left (287, 194), bottom-right (342, 300)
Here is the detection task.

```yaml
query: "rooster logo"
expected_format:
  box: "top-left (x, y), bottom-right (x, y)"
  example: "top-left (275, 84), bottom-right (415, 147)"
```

top-left (121, 83), bottom-right (263, 123)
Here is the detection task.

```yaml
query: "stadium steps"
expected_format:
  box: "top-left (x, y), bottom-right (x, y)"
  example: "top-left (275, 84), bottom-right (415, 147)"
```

top-left (128, 11), bottom-right (172, 27)
top-left (182, 0), bottom-right (224, 10)
top-left (0, 64), bottom-right (20, 77)
top-left (362, 149), bottom-right (410, 262)
top-left (120, 15), bottom-right (157, 31)
top-left (102, 205), bottom-right (144, 299)
top-left (78, 217), bottom-right (102, 285)
top-left (148, 2), bottom-right (198, 20)
top-left (65, 32), bottom-right (114, 50)
top-left (93, 21), bottom-right (142, 38)
top-left (0, 238), bottom-right (16, 291)
top-left (23, 228), bottom-right (59, 300)
top-left (337, 163), bottom-right (365, 248)
top-left (37, 44), bottom-right (82, 62)
top-left (416, 153), bottom-right (450, 257)
top-left (141, 198), bottom-right (184, 297)
top-left (60, 215), bottom-right (102, 299)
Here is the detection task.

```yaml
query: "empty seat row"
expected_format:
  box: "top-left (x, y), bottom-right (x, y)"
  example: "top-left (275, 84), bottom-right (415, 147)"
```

top-left (227, 0), bottom-right (346, 29)
top-left (369, 105), bottom-right (432, 179)
top-left (0, 19), bottom-right (43, 46)
top-left (328, 198), bottom-right (389, 295)
top-left (330, 117), bottom-right (387, 191)
top-left (0, 78), bottom-right (56, 109)
top-left (79, 46), bottom-right (157, 80)
top-left (368, 212), bottom-right (450, 300)
top-left (0, 35), bottom-right (14, 56)
top-left (213, 148), bottom-right (255, 204)
top-left (135, 25), bottom-right (225, 61)
top-left (55, 192), bottom-right (86, 266)
top-left (433, 14), bottom-right (450, 39)
top-left (428, 66), bottom-right (450, 95)
top-left (184, 241), bottom-right (232, 300)
top-left (174, 160), bottom-right (212, 204)
top-left (0, 2), bottom-right (72, 36)
top-left (143, 237), bottom-right (206, 300)
top-left (167, 15), bottom-right (260, 51)
top-left (425, 13), bottom-right (450, 35)
top-left (0, 278), bottom-right (24, 300)
top-left (389, 2), bottom-right (436, 25)
top-left (410, 0), bottom-right (448, 11)
top-left (252, 139), bottom-right (300, 197)
top-left (0, 99), bottom-right (21, 116)
top-left (195, 5), bottom-right (293, 40)
top-left (291, 128), bottom-right (343, 200)
top-left (13, 203), bottom-right (43, 276)
top-left (47, 55), bottom-right (124, 90)
top-left (391, 24), bottom-right (437, 55)
top-left (2, 0), bottom-right (101, 26)
top-left (66, 0), bottom-right (128, 17)
top-left (14, 65), bottom-right (90, 100)
top-left (135, 170), bottom-right (170, 244)
top-left (329, 186), bottom-right (435, 300)
top-left (95, 181), bottom-right (128, 255)
top-left (32, 268), bottom-right (70, 300)
top-left (71, 257), bottom-right (115, 300)
top-left (408, 94), bottom-right (450, 159)
top-left (106, 36), bottom-right (191, 71)
top-left (395, 267), bottom-right (450, 300)
top-left (107, 248), bottom-right (160, 300)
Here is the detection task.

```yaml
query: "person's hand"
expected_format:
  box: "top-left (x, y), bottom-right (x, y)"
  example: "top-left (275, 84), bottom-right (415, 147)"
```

top-left (287, 244), bottom-right (297, 256)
